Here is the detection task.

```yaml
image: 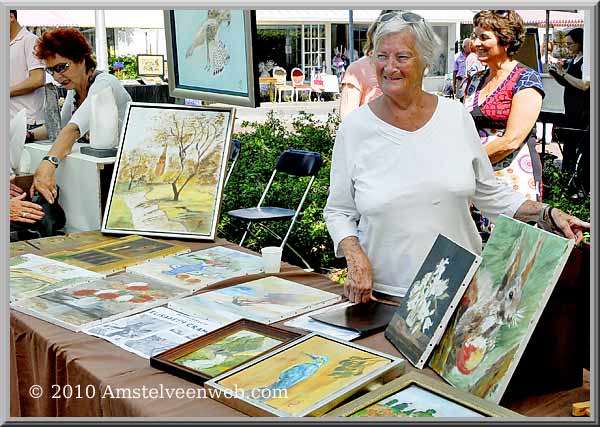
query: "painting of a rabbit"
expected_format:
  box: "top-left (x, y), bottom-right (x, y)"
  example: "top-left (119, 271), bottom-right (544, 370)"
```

top-left (429, 215), bottom-right (573, 403)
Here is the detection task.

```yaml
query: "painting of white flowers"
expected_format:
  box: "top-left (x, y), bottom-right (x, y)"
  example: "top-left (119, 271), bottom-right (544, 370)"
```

top-left (102, 103), bottom-right (234, 240)
top-left (385, 234), bottom-right (481, 368)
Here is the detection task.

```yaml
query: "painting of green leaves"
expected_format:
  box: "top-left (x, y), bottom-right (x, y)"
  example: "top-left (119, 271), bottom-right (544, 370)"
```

top-left (102, 103), bottom-right (234, 240)
top-left (174, 329), bottom-right (282, 377)
top-left (429, 215), bottom-right (574, 402)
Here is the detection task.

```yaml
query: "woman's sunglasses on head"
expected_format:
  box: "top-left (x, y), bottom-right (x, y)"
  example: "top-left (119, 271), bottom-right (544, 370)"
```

top-left (379, 11), bottom-right (424, 24)
top-left (45, 62), bottom-right (70, 76)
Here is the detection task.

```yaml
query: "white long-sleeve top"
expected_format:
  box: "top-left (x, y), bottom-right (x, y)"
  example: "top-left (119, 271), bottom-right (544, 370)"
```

top-left (324, 96), bottom-right (526, 297)
top-left (61, 72), bottom-right (132, 137)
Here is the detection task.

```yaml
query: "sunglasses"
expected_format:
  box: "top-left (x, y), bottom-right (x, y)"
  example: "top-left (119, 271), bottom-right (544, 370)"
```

top-left (492, 10), bottom-right (510, 18)
top-left (379, 11), bottom-right (424, 24)
top-left (45, 62), bottom-right (70, 76)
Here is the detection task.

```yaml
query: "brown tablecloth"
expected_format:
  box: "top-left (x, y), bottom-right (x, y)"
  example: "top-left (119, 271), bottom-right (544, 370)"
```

top-left (10, 237), bottom-right (589, 417)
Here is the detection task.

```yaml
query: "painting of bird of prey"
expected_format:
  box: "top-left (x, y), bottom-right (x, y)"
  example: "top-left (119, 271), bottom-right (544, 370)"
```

top-left (164, 10), bottom-right (259, 107)
top-left (429, 215), bottom-right (574, 403)
top-left (205, 333), bottom-right (403, 417)
top-left (168, 276), bottom-right (342, 325)
top-left (385, 234), bottom-right (481, 369)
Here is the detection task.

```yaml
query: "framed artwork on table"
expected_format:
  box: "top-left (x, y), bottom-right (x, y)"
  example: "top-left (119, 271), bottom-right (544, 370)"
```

top-left (137, 54), bottom-right (165, 76)
top-left (326, 371), bottom-right (521, 418)
top-left (163, 9), bottom-right (260, 107)
top-left (150, 319), bottom-right (301, 384)
top-left (204, 333), bottom-right (404, 417)
top-left (385, 234), bottom-right (481, 369)
top-left (101, 102), bottom-right (234, 241)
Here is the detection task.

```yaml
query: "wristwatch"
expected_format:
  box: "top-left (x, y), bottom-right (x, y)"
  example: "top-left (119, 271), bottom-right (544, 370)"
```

top-left (42, 155), bottom-right (60, 168)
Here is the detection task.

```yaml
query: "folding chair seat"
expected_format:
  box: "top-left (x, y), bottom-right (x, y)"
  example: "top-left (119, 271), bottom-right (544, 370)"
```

top-left (227, 149), bottom-right (323, 271)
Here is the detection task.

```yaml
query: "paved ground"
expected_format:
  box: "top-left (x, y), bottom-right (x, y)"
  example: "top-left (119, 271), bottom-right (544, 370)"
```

top-left (221, 99), bottom-right (563, 160)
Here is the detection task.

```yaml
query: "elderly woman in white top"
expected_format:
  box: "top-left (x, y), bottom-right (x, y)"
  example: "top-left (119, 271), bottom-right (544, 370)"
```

top-left (28, 28), bottom-right (131, 204)
top-left (324, 11), bottom-right (589, 304)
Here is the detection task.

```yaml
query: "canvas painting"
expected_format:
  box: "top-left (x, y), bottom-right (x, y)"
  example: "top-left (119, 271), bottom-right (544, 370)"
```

top-left (164, 10), bottom-right (259, 107)
top-left (11, 272), bottom-right (191, 331)
top-left (168, 276), bottom-right (342, 324)
top-left (137, 54), bottom-right (164, 76)
top-left (46, 235), bottom-right (190, 274)
top-left (9, 254), bottom-right (104, 302)
top-left (385, 234), bottom-right (481, 368)
top-left (127, 245), bottom-right (263, 291)
top-left (351, 384), bottom-right (483, 417)
top-left (206, 333), bottom-right (403, 417)
top-left (326, 371), bottom-right (520, 418)
top-left (429, 215), bottom-right (574, 402)
top-left (102, 103), bottom-right (234, 240)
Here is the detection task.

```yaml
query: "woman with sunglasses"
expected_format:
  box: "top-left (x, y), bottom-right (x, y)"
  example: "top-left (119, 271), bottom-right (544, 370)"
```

top-left (27, 28), bottom-right (131, 204)
top-left (464, 10), bottom-right (544, 204)
top-left (324, 11), bottom-right (589, 304)
top-left (339, 10), bottom-right (397, 120)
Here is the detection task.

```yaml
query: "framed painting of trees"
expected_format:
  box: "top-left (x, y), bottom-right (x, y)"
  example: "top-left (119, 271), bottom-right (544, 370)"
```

top-left (101, 102), bottom-right (235, 240)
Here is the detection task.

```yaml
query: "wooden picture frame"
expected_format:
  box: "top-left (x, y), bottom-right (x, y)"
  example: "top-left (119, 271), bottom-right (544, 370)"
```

top-left (326, 371), bottom-right (522, 418)
top-left (163, 9), bottom-right (260, 107)
top-left (101, 102), bottom-right (234, 241)
top-left (205, 332), bottom-right (404, 417)
top-left (150, 319), bottom-right (301, 384)
top-left (137, 54), bottom-right (165, 76)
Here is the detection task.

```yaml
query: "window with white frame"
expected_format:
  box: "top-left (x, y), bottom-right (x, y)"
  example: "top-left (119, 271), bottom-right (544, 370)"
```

top-left (302, 24), bottom-right (326, 77)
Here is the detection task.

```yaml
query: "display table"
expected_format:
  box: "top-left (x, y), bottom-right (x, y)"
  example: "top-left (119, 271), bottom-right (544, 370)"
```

top-left (9, 236), bottom-right (589, 418)
top-left (23, 142), bottom-right (115, 233)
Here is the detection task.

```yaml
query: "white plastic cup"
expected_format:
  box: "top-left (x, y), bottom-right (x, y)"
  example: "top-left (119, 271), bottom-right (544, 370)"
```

top-left (261, 246), bottom-right (283, 273)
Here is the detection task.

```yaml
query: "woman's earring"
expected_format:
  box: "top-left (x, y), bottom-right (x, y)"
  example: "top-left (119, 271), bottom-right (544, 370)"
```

top-left (424, 67), bottom-right (429, 76)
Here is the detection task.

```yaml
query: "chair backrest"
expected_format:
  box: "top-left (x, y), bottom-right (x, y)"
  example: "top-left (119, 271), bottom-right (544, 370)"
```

top-left (275, 149), bottom-right (322, 177)
top-left (290, 67), bottom-right (305, 86)
top-left (272, 66), bottom-right (287, 85)
top-left (224, 138), bottom-right (242, 187)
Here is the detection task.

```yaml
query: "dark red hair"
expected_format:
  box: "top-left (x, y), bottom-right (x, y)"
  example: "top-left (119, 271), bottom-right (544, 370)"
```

top-left (35, 28), bottom-right (97, 71)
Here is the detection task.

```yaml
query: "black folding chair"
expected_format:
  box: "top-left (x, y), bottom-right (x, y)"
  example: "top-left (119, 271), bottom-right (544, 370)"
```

top-left (224, 139), bottom-right (241, 188)
top-left (552, 127), bottom-right (590, 196)
top-left (227, 149), bottom-right (323, 271)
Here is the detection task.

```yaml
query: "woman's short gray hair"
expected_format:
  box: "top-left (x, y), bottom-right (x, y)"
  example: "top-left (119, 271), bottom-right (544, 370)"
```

top-left (372, 13), bottom-right (443, 69)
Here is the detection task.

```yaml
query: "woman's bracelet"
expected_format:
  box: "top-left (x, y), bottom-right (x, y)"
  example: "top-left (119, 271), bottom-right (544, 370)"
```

top-left (547, 206), bottom-right (561, 231)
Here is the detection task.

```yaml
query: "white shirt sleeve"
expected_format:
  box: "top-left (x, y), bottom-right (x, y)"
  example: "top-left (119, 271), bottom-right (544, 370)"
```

top-left (60, 90), bottom-right (75, 128)
top-left (323, 125), bottom-right (361, 257)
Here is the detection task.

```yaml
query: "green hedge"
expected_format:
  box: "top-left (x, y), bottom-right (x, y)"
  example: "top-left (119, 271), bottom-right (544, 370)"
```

top-left (217, 112), bottom-right (342, 273)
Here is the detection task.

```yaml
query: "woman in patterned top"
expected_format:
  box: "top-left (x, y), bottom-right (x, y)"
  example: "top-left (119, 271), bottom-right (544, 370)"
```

top-left (464, 10), bottom-right (544, 203)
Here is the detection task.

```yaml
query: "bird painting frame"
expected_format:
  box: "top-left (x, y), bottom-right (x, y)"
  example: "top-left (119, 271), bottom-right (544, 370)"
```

top-left (164, 9), bottom-right (260, 108)
top-left (205, 333), bottom-right (404, 417)
top-left (150, 319), bottom-right (301, 384)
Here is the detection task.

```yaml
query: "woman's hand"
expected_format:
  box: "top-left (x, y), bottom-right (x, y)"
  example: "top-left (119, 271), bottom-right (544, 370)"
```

top-left (548, 207), bottom-right (590, 244)
top-left (31, 161), bottom-right (58, 204)
top-left (340, 236), bottom-right (373, 303)
top-left (10, 193), bottom-right (45, 224)
top-left (10, 182), bottom-right (24, 198)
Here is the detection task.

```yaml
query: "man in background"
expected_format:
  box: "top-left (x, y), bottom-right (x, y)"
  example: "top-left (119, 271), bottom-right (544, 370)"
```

top-left (452, 38), bottom-right (471, 101)
top-left (10, 9), bottom-right (45, 130)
